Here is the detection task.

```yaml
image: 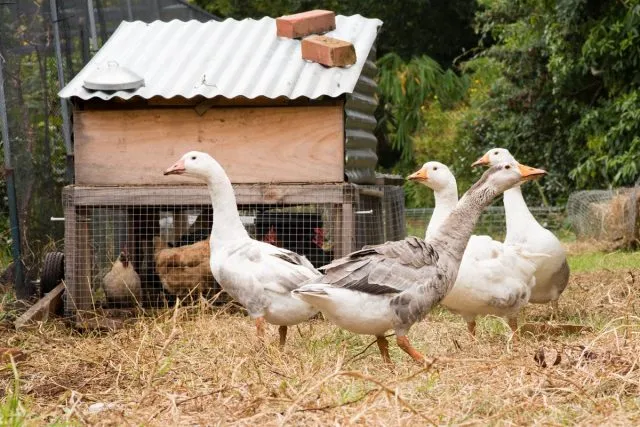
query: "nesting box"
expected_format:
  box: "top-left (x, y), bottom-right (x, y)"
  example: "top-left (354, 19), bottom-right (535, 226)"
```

top-left (58, 15), bottom-right (406, 315)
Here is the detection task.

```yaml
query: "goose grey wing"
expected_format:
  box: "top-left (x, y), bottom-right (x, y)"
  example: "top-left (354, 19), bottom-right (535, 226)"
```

top-left (319, 236), bottom-right (440, 295)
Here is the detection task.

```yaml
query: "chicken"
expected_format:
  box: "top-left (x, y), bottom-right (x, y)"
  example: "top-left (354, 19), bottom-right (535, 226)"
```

top-left (256, 217), bottom-right (334, 268)
top-left (103, 249), bottom-right (142, 307)
top-left (153, 236), bottom-right (215, 296)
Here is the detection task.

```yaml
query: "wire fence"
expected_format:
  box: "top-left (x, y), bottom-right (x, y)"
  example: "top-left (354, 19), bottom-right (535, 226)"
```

top-left (566, 183), bottom-right (640, 245)
top-left (405, 205), bottom-right (568, 240)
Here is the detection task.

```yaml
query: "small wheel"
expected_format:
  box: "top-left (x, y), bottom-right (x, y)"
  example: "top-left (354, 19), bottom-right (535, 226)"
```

top-left (41, 252), bottom-right (65, 296)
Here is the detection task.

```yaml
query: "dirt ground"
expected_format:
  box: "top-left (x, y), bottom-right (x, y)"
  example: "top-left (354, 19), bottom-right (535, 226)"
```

top-left (1, 264), bottom-right (639, 425)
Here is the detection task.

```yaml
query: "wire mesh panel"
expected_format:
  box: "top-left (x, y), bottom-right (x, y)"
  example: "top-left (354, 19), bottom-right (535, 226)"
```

top-left (567, 186), bottom-right (639, 244)
top-left (62, 183), bottom-right (405, 314)
top-left (405, 205), bottom-right (567, 240)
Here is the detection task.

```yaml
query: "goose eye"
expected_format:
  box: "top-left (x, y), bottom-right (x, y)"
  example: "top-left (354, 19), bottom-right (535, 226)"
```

top-left (494, 151), bottom-right (499, 155)
top-left (191, 156), bottom-right (197, 160)
top-left (505, 165), bottom-right (511, 170)
top-left (433, 167), bottom-right (438, 171)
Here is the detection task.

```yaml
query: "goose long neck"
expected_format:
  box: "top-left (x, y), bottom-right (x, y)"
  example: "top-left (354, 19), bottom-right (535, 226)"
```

top-left (206, 175), bottom-right (249, 242)
top-left (430, 185), bottom-right (497, 264)
top-left (426, 184), bottom-right (458, 239)
top-left (503, 186), bottom-right (539, 240)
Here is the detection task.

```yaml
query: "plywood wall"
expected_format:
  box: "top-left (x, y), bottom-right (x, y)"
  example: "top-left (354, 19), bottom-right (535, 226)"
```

top-left (73, 104), bottom-right (344, 185)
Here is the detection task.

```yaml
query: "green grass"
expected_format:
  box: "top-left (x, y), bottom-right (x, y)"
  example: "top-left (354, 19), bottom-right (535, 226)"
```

top-left (568, 250), bottom-right (640, 273)
top-left (0, 361), bottom-right (25, 427)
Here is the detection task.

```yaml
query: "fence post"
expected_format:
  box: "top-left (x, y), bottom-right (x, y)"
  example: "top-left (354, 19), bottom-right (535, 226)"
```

top-left (0, 53), bottom-right (25, 298)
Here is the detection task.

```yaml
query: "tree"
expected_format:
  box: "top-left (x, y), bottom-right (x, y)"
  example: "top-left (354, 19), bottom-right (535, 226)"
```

top-left (467, 0), bottom-right (640, 203)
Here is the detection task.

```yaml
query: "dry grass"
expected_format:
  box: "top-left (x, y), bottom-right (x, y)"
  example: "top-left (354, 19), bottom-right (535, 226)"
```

top-left (1, 267), bottom-right (640, 425)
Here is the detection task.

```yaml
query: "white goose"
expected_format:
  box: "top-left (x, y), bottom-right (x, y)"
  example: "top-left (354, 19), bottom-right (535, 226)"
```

top-left (408, 162), bottom-right (548, 336)
top-left (293, 161), bottom-right (546, 364)
top-left (407, 162), bottom-right (502, 260)
top-left (472, 149), bottom-right (569, 310)
top-left (164, 151), bottom-right (320, 347)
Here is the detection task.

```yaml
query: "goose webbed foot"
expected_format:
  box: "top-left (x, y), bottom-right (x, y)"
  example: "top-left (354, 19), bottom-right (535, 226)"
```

top-left (396, 335), bottom-right (425, 364)
top-left (278, 325), bottom-right (287, 349)
top-left (376, 336), bottom-right (393, 366)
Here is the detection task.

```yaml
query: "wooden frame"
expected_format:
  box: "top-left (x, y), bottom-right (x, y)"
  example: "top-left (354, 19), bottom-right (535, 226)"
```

top-left (73, 104), bottom-right (345, 186)
top-left (64, 184), bottom-right (352, 206)
top-left (62, 183), bottom-right (360, 314)
top-left (63, 204), bottom-right (94, 313)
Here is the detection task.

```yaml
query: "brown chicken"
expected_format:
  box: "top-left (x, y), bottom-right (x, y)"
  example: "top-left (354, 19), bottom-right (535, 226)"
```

top-left (103, 249), bottom-right (142, 307)
top-left (153, 236), bottom-right (215, 296)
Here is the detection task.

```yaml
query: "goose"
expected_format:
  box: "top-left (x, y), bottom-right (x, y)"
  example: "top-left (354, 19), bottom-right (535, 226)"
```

top-left (407, 162), bottom-right (502, 260)
top-left (408, 161), bottom-right (548, 336)
top-left (472, 148), bottom-right (569, 311)
top-left (292, 161), bottom-right (546, 364)
top-left (164, 151), bottom-right (320, 348)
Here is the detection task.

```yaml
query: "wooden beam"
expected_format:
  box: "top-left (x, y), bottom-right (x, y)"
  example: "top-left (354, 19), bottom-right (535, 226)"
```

top-left (79, 96), bottom-right (342, 109)
top-left (63, 204), bottom-right (77, 314)
top-left (65, 207), bottom-right (94, 313)
top-left (15, 283), bottom-right (65, 329)
top-left (63, 184), bottom-right (351, 206)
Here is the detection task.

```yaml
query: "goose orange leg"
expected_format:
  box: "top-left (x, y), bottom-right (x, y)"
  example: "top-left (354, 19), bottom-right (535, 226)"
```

top-left (255, 317), bottom-right (266, 341)
top-left (278, 326), bottom-right (288, 349)
top-left (396, 335), bottom-right (425, 364)
top-left (376, 336), bottom-right (393, 365)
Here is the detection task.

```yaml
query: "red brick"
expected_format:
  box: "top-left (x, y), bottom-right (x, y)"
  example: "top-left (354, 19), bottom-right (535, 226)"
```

top-left (301, 35), bottom-right (356, 68)
top-left (276, 10), bottom-right (336, 39)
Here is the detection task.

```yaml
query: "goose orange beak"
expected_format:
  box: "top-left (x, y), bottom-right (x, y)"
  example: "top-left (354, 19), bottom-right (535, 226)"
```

top-left (164, 159), bottom-right (185, 175)
top-left (407, 168), bottom-right (428, 182)
top-left (518, 163), bottom-right (546, 181)
top-left (471, 153), bottom-right (490, 167)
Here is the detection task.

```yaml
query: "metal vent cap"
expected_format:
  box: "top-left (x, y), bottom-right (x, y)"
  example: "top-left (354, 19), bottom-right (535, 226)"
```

top-left (83, 61), bottom-right (144, 91)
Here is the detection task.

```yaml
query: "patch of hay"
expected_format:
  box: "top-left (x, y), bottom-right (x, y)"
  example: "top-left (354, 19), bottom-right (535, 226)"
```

top-left (1, 269), bottom-right (639, 425)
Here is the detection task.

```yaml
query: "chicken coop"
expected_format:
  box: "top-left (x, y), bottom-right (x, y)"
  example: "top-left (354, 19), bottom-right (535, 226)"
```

top-left (58, 12), bottom-right (406, 315)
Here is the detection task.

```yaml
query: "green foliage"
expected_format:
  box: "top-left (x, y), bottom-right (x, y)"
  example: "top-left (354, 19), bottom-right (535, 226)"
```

top-left (377, 54), bottom-right (469, 169)
top-left (0, 362), bottom-right (25, 426)
top-left (406, 56), bottom-right (505, 208)
top-left (467, 0), bottom-right (640, 203)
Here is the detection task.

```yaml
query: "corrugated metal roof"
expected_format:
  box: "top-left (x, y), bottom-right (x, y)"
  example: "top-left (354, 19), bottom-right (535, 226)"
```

top-left (59, 15), bottom-right (382, 101)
